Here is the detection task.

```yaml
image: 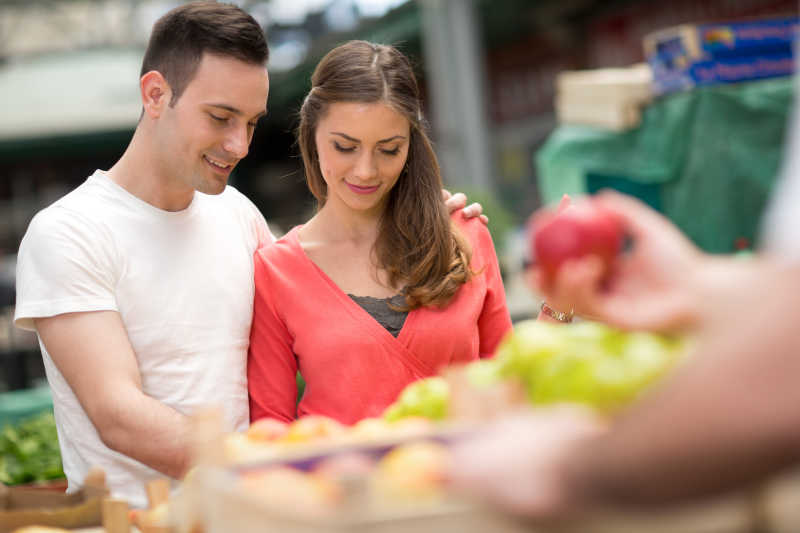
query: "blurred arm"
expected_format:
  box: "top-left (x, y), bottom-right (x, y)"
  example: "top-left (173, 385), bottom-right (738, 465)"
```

top-left (36, 311), bottom-right (191, 479)
top-left (451, 257), bottom-right (800, 517)
top-left (566, 258), bottom-right (800, 505)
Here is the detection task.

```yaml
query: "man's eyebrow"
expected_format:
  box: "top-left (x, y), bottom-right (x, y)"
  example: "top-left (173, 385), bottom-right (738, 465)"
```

top-left (207, 103), bottom-right (267, 120)
top-left (331, 132), bottom-right (406, 143)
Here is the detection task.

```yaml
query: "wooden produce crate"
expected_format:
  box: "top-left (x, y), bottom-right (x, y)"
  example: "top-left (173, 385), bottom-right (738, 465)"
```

top-left (181, 410), bottom-right (798, 533)
top-left (188, 441), bottom-right (762, 533)
top-left (0, 469), bottom-right (107, 533)
top-left (197, 468), bottom-right (534, 533)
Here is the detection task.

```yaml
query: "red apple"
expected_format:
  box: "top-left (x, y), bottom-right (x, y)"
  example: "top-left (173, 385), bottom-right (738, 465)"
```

top-left (531, 199), bottom-right (623, 286)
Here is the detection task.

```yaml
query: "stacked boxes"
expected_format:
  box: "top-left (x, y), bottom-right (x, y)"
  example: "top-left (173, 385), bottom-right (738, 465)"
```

top-left (554, 63), bottom-right (654, 130)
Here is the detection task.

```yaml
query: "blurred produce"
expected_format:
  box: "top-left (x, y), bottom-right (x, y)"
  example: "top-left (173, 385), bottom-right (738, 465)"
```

top-left (383, 321), bottom-right (686, 423)
top-left (0, 411), bottom-right (64, 485)
top-left (495, 321), bottom-right (685, 412)
top-left (370, 441), bottom-right (449, 504)
top-left (383, 377), bottom-right (449, 422)
top-left (222, 415), bottom-right (438, 466)
top-left (531, 199), bottom-right (624, 286)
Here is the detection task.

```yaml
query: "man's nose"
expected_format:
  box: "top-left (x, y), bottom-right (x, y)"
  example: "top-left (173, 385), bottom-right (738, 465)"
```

top-left (223, 125), bottom-right (250, 159)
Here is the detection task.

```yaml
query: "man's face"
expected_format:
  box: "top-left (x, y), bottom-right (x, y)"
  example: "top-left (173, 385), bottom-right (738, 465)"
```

top-left (156, 53), bottom-right (269, 195)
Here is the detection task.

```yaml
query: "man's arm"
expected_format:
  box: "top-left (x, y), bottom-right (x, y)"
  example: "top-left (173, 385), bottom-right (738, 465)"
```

top-left (36, 311), bottom-right (192, 479)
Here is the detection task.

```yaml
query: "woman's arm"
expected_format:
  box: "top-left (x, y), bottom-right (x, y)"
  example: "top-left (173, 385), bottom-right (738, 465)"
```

top-left (474, 222), bottom-right (513, 357)
top-left (248, 250), bottom-right (299, 423)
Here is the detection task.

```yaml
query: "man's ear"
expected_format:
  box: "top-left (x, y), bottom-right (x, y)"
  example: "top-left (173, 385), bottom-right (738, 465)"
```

top-left (140, 70), bottom-right (172, 118)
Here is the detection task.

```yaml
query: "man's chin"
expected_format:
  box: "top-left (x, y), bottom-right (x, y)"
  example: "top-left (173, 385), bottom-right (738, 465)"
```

top-left (196, 178), bottom-right (228, 195)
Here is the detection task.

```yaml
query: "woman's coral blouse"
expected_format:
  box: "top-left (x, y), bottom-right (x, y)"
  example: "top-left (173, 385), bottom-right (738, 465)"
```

top-left (248, 216), bottom-right (512, 425)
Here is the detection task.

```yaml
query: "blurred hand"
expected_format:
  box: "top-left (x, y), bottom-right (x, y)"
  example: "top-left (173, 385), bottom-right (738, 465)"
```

top-left (448, 406), bottom-right (605, 519)
top-left (529, 194), bottom-right (574, 322)
top-left (536, 191), bottom-right (706, 332)
top-left (442, 189), bottom-right (489, 225)
top-left (556, 193), bottom-right (572, 213)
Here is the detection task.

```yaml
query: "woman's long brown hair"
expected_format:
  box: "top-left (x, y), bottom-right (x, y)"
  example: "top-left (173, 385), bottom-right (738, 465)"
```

top-left (297, 40), bottom-right (472, 310)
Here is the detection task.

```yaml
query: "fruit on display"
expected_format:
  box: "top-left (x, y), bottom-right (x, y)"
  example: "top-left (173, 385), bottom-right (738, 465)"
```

top-left (279, 415), bottom-right (346, 444)
top-left (223, 431), bottom-right (280, 463)
top-left (347, 417), bottom-right (396, 441)
top-left (224, 414), bottom-right (439, 465)
top-left (232, 440), bottom-right (452, 515)
top-left (531, 199), bottom-right (624, 286)
top-left (238, 467), bottom-right (342, 514)
top-left (494, 320), bottom-right (685, 413)
top-left (370, 441), bottom-right (449, 503)
top-left (246, 418), bottom-right (289, 442)
top-left (462, 357), bottom-right (502, 387)
top-left (383, 320), bottom-right (685, 421)
top-left (215, 321), bottom-right (685, 523)
top-left (383, 376), bottom-right (450, 422)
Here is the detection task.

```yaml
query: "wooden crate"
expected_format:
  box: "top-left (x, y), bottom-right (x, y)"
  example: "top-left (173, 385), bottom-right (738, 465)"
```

top-left (0, 469), bottom-right (107, 533)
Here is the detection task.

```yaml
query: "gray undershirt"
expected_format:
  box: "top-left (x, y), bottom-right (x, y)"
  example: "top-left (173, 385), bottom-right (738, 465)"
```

top-left (348, 293), bottom-right (408, 337)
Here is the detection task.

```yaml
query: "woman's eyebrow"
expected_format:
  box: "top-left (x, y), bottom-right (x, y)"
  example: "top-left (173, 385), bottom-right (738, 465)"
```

top-left (330, 132), bottom-right (406, 143)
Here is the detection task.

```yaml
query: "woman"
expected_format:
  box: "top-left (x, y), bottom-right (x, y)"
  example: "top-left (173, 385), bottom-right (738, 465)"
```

top-left (248, 41), bottom-right (512, 425)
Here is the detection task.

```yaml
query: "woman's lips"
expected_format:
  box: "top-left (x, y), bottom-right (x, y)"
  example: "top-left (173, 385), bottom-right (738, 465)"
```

top-left (346, 182), bottom-right (380, 195)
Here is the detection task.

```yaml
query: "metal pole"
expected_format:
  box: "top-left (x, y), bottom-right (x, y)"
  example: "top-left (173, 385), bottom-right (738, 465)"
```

top-left (419, 0), bottom-right (493, 191)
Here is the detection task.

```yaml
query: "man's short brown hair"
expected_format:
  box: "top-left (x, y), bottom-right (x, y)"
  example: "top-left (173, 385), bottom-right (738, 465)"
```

top-left (141, 1), bottom-right (269, 105)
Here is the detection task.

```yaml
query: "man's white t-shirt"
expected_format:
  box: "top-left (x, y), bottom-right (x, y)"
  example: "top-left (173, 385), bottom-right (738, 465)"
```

top-left (14, 170), bottom-right (274, 507)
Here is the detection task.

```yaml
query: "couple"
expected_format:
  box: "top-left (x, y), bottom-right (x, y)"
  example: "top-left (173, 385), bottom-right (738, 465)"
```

top-left (13, 2), bottom-right (511, 507)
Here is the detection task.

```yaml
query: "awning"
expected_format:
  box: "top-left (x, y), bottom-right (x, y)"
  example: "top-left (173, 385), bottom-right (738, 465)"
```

top-left (0, 47), bottom-right (143, 143)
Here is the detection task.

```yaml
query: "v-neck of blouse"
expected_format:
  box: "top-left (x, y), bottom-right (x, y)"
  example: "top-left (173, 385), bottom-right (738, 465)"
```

top-left (287, 226), bottom-right (418, 346)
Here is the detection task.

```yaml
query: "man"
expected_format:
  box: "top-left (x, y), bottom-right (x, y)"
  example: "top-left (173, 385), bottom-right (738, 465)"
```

top-left (14, 2), bottom-right (481, 507)
top-left (13, 3), bottom-right (271, 507)
top-left (449, 103), bottom-right (800, 515)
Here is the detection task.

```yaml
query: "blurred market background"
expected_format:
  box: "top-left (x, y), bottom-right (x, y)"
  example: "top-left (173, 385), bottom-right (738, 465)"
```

top-left (0, 0), bottom-right (796, 432)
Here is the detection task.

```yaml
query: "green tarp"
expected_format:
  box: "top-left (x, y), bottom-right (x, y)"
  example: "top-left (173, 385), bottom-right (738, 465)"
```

top-left (536, 77), bottom-right (794, 253)
top-left (0, 384), bottom-right (53, 428)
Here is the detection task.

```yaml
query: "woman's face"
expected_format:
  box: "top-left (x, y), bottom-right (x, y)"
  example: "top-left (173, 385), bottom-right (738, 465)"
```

top-left (314, 101), bottom-right (410, 216)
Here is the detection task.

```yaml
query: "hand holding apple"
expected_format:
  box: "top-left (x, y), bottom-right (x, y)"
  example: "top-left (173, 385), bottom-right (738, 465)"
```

top-left (531, 197), bottom-right (624, 288)
top-left (535, 191), bottom-right (706, 332)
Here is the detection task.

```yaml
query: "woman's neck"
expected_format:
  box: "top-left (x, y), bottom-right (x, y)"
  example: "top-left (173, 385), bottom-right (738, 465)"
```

top-left (304, 200), bottom-right (383, 246)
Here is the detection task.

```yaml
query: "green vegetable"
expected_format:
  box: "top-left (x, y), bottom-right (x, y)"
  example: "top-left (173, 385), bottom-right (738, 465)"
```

top-left (0, 411), bottom-right (65, 485)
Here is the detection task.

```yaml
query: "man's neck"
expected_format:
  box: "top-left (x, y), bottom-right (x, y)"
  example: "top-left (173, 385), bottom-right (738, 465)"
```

top-left (106, 128), bottom-right (195, 212)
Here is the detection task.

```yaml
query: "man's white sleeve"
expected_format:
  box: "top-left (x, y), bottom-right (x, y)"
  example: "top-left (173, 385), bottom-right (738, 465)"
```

top-left (14, 207), bottom-right (118, 331)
